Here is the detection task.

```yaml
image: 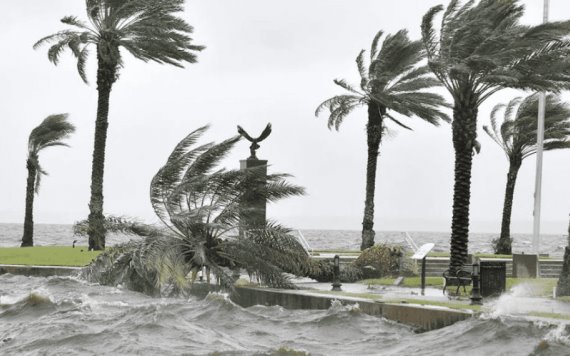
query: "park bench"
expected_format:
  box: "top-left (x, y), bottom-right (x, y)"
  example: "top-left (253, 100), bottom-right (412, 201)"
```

top-left (442, 267), bottom-right (472, 295)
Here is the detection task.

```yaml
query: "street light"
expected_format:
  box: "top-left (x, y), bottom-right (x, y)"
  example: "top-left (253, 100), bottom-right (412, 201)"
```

top-left (331, 255), bottom-right (342, 291)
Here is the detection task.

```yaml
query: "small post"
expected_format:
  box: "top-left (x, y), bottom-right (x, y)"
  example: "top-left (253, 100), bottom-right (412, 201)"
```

top-left (331, 255), bottom-right (342, 291)
top-left (470, 260), bottom-right (483, 305)
top-left (421, 257), bottom-right (426, 296)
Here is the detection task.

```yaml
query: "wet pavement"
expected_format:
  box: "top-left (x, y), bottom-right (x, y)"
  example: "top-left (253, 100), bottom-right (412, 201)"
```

top-left (295, 279), bottom-right (456, 303)
top-left (292, 278), bottom-right (570, 320)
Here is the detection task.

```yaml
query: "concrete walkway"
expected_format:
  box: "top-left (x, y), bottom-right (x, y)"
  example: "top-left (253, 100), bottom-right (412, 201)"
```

top-left (295, 280), bottom-right (458, 304)
top-left (294, 279), bottom-right (570, 321)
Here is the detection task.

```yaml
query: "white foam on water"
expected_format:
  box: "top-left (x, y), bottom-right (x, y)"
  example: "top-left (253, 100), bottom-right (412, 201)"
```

top-left (543, 323), bottom-right (570, 346)
top-left (485, 283), bottom-right (550, 318)
top-left (0, 294), bottom-right (24, 305)
top-left (327, 299), bottom-right (361, 314)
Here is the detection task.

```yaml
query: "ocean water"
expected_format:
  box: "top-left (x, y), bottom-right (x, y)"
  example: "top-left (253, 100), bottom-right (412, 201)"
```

top-left (1, 274), bottom-right (570, 355)
top-left (1, 223), bottom-right (567, 256)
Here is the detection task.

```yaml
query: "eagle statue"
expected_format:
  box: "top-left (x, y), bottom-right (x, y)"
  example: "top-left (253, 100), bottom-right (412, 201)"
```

top-left (237, 123), bottom-right (272, 159)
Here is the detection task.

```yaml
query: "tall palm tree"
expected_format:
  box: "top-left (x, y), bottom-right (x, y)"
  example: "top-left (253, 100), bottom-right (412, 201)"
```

top-left (21, 114), bottom-right (75, 247)
top-left (421, 0), bottom-right (570, 272)
top-left (78, 126), bottom-right (309, 294)
top-left (484, 94), bottom-right (570, 254)
top-left (34, 0), bottom-right (204, 250)
top-left (316, 29), bottom-right (450, 250)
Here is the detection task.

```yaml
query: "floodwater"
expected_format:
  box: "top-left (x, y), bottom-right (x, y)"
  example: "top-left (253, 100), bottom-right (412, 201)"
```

top-left (2, 274), bottom-right (570, 355)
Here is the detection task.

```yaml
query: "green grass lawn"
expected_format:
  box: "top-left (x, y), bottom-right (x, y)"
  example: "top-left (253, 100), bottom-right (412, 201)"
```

top-left (0, 246), bottom-right (101, 267)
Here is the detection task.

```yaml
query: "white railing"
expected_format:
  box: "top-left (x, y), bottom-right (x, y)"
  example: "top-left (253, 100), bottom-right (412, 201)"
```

top-left (403, 232), bottom-right (419, 252)
top-left (296, 230), bottom-right (313, 255)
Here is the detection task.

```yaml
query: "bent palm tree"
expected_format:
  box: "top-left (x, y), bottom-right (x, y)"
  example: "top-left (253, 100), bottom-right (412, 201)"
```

top-left (422, 0), bottom-right (570, 271)
top-left (316, 29), bottom-right (450, 250)
top-left (21, 114), bottom-right (75, 247)
top-left (35, 0), bottom-right (204, 250)
top-left (484, 94), bottom-right (570, 254)
top-left (79, 126), bottom-right (309, 295)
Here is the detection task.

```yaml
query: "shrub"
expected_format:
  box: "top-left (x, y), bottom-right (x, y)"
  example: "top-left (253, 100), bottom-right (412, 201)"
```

top-left (305, 259), bottom-right (362, 282)
top-left (352, 244), bottom-right (405, 279)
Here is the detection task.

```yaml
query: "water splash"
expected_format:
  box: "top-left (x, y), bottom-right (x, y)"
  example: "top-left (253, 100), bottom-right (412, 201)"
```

top-left (328, 299), bottom-right (361, 315)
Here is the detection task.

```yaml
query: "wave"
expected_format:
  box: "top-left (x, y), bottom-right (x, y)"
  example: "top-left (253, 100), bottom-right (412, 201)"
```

top-left (3, 274), bottom-right (570, 355)
top-left (0, 291), bottom-right (60, 321)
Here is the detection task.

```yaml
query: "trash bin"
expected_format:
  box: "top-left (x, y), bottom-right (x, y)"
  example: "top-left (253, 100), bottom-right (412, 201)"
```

top-left (480, 261), bottom-right (506, 297)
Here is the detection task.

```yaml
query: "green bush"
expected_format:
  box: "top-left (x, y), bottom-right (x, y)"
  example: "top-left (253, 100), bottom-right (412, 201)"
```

top-left (352, 244), bottom-right (406, 279)
top-left (305, 259), bottom-right (362, 282)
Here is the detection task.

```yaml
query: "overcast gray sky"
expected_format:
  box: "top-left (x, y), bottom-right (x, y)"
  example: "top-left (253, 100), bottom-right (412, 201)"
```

top-left (1, 0), bottom-right (569, 234)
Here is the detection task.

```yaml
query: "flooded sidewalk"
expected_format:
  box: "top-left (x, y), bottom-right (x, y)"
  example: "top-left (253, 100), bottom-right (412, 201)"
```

top-left (294, 278), bottom-right (570, 323)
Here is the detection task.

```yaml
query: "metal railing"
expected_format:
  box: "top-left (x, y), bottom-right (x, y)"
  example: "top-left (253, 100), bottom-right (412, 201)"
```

top-left (296, 230), bottom-right (313, 255)
top-left (403, 232), bottom-right (419, 252)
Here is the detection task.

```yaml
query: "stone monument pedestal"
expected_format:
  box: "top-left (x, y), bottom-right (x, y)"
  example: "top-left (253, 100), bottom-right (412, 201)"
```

top-left (239, 158), bottom-right (267, 235)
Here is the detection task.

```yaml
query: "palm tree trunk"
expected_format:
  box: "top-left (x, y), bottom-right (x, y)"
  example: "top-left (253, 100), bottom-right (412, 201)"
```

top-left (21, 159), bottom-right (36, 247)
top-left (496, 161), bottom-right (521, 255)
top-left (556, 216), bottom-right (570, 296)
top-left (361, 102), bottom-right (383, 250)
top-left (87, 51), bottom-right (117, 251)
top-left (449, 99), bottom-right (478, 272)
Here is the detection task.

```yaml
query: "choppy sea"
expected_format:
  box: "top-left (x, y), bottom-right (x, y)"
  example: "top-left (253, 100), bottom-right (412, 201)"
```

top-left (2, 223), bottom-right (570, 355)
top-left (0, 223), bottom-right (567, 256)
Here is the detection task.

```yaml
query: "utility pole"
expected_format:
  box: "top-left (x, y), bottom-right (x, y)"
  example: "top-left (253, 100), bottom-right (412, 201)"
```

top-left (533, 0), bottom-right (549, 257)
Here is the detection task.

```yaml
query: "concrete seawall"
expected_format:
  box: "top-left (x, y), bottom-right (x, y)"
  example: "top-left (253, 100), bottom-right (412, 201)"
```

top-left (0, 264), bottom-right (81, 277)
top-left (232, 286), bottom-right (473, 331)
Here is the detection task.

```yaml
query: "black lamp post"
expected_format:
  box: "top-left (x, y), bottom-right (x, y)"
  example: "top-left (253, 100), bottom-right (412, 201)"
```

top-left (470, 260), bottom-right (483, 305)
top-left (331, 254), bottom-right (342, 291)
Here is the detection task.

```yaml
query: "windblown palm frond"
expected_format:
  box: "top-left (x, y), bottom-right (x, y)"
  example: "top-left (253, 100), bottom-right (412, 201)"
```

top-left (422, 0), bottom-right (570, 104)
top-left (34, 0), bottom-right (205, 83)
top-left (79, 126), bottom-right (309, 294)
top-left (28, 114), bottom-right (75, 193)
top-left (484, 94), bottom-right (570, 161)
top-left (316, 29), bottom-right (450, 131)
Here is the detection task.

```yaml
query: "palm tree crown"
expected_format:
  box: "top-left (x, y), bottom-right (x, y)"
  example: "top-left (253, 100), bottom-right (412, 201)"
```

top-left (484, 94), bottom-right (570, 162)
top-left (316, 29), bottom-right (450, 131)
top-left (316, 29), bottom-right (449, 250)
top-left (27, 114), bottom-right (76, 192)
top-left (34, 0), bottom-right (205, 83)
top-left (422, 0), bottom-right (570, 104)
